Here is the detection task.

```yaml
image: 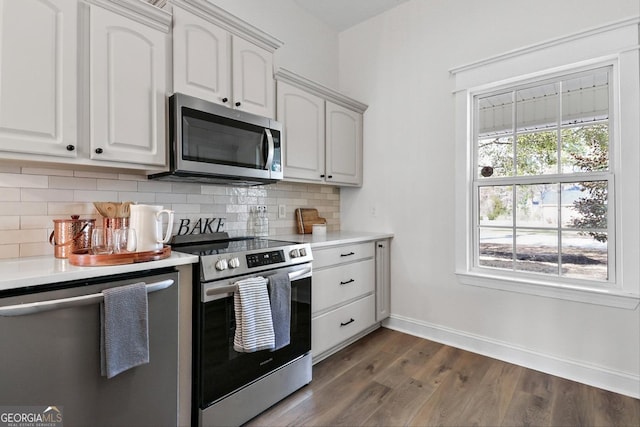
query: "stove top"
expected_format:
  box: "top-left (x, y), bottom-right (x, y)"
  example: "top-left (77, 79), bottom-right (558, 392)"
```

top-left (172, 237), bottom-right (297, 257)
top-left (171, 233), bottom-right (312, 282)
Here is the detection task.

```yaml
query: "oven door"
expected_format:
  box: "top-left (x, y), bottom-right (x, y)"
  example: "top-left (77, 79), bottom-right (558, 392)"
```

top-left (195, 263), bottom-right (311, 409)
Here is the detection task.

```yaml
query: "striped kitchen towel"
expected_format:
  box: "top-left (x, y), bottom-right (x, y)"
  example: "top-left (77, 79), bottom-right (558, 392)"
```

top-left (233, 276), bottom-right (275, 352)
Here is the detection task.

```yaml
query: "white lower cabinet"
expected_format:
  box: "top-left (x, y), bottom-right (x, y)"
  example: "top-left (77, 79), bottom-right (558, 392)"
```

top-left (313, 259), bottom-right (375, 312)
top-left (311, 240), bottom-right (383, 362)
top-left (312, 295), bottom-right (376, 358)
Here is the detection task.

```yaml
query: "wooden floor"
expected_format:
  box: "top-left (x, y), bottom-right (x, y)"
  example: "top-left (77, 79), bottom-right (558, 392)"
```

top-left (245, 328), bottom-right (639, 427)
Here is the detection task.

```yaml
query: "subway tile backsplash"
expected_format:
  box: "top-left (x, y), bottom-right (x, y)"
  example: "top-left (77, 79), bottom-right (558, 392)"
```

top-left (0, 167), bottom-right (340, 259)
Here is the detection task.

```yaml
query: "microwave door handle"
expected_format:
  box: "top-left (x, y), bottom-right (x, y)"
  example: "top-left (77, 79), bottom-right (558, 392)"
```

top-left (264, 129), bottom-right (274, 171)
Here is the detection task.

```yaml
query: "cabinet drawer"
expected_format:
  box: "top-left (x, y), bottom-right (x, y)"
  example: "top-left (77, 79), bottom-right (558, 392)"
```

top-left (312, 258), bottom-right (374, 314)
top-left (312, 242), bottom-right (374, 269)
top-left (312, 294), bottom-right (376, 358)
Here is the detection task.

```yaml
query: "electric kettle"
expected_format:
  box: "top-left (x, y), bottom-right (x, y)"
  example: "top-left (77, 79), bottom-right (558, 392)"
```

top-left (129, 204), bottom-right (174, 252)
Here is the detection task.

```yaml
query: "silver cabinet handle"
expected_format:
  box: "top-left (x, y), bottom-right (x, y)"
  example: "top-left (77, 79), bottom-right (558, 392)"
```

top-left (0, 279), bottom-right (174, 317)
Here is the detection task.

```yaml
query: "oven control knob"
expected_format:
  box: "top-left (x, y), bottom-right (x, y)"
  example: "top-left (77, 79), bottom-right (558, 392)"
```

top-left (215, 259), bottom-right (228, 271)
top-left (299, 248), bottom-right (307, 257)
top-left (289, 249), bottom-right (300, 258)
top-left (228, 257), bottom-right (240, 269)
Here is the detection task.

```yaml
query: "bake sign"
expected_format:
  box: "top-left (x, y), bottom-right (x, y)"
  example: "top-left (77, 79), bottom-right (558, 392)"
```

top-left (177, 217), bottom-right (225, 235)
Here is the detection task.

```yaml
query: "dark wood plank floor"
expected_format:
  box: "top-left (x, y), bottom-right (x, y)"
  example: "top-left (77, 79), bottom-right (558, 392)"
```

top-left (245, 328), bottom-right (640, 427)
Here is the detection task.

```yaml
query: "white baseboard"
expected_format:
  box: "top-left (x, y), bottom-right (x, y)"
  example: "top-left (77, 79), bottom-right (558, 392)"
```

top-left (383, 314), bottom-right (640, 399)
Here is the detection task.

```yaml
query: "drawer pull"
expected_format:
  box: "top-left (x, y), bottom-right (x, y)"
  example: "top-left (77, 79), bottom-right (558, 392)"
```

top-left (340, 279), bottom-right (355, 285)
top-left (340, 318), bottom-right (355, 327)
top-left (340, 252), bottom-right (355, 257)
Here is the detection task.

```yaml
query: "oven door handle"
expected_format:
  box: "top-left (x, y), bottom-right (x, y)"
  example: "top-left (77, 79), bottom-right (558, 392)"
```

top-left (0, 279), bottom-right (174, 317)
top-left (288, 267), bottom-right (311, 281)
top-left (205, 267), bottom-right (312, 298)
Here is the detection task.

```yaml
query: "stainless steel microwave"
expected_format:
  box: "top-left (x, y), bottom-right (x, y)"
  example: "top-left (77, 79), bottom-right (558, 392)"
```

top-left (149, 93), bottom-right (283, 185)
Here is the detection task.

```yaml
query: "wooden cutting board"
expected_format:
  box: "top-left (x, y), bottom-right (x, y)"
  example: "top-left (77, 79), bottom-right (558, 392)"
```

top-left (295, 208), bottom-right (326, 234)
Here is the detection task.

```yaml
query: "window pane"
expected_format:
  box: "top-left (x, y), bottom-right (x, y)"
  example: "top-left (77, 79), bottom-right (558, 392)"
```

top-left (561, 231), bottom-right (608, 281)
top-left (479, 186), bottom-right (512, 226)
top-left (516, 131), bottom-right (558, 175)
top-left (477, 92), bottom-right (514, 178)
top-left (516, 184), bottom-right (558, 227)
top-left (479, 227), bottom-right (513, 270)
top-left (561, 124), bottom-right (609, 173)
top-left (561, 70), bottom-right (608, 126)
top-left (516, 82), bottom-right (559, 133)
top-left (562, 181), bottom-right (608, 237)
top-left (478, 92), bottom-right (513, 137)
top-left (515, 229), bottom-right (559, 274)
top-left (478, 136), bottom-right (513, 178)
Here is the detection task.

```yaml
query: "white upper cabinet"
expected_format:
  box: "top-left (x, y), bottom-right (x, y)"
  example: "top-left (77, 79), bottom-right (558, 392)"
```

top-left (277, 81), bottom-right (325, 182)
top-left (326, 101), bottom-right (363, 186)
top-left (172, 6), bottom-right (229, 104)
top-left (232, 36), bottom-right (274, 117)
top-left (276, 69), bottom-right (367, 187)
top-left (170, 0), bottom-right (282, 118)
top-left (88, 1), bottom-right (170, 166)
top-left (0, 0), bottom-right (170, 169)
top-left (0, 0), bottom-right (78, 158)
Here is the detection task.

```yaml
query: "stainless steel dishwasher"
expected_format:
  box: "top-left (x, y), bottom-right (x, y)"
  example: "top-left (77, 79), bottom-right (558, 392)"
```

top-left (0, 268), bottom-right (179, 427)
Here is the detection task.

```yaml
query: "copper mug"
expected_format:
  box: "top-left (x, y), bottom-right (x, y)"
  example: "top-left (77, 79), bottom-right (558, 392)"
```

top-left (49, 215), bottom-right (96, 258)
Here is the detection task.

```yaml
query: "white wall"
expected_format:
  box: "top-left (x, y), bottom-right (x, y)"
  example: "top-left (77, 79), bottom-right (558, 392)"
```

top-left (339, 0), bottom-right (640, 396)
top-left (205, 0), bottom-right (340, 88)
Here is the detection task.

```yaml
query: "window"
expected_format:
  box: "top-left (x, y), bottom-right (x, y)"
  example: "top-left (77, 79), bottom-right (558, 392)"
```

top-left (451, 18), bottom-right (640, 308)
top-left (473, 67), bottom-right (613, 284)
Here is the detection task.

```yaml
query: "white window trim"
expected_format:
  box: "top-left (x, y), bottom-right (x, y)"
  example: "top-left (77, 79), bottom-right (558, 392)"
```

top-left (451, 17), bottom-right (640, 309)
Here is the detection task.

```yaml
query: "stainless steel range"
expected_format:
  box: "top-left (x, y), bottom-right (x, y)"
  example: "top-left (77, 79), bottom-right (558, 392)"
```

top-left (171, 233), bottom-right (312, 427)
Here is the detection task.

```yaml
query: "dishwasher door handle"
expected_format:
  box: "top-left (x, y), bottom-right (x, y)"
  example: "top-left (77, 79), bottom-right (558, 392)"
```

top-left (0, 279), bottom-right (174, 317)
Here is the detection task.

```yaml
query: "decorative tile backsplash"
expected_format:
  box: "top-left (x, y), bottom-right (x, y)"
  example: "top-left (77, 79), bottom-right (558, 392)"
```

top-left (0, 166), bottom-right (340, 259)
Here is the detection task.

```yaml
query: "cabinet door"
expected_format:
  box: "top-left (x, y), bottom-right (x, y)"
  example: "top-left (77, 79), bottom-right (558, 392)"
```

top-left (0, 0), bottom-right (78, 158)
top-left (172, 6), bottom-right (231, 106)
top-left (232, 36), bottom-right (274, 118)
top-left (277, 82), bottom-right (324, 182)
top-left (326, 101), bottom-right (363, 186)
top-left (89, 6), bottom-right (167, 166)
top-left (375, 239), bottom-right (391, 321)
top-left (312, 259), bottom-right (375, 315)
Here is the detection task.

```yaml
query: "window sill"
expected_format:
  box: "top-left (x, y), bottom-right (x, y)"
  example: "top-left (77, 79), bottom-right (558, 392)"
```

top-left (456, 271), bottom-right (640, 309)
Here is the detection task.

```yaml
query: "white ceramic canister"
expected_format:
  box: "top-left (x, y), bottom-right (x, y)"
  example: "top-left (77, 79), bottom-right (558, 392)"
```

top-left (128, 204), bottom-right (174, 252)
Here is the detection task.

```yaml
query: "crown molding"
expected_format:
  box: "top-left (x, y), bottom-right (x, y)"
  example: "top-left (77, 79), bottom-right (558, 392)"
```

top-left (168, 0), bottom-right (283, 52)
top-left (275, 68), bottom-right (368, 113)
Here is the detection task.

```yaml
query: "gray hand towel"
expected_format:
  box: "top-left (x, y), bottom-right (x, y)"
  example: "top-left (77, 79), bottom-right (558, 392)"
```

top-left (268, 272), bottom-right (291, 350)
top-left (100, 282), bottom-right (149, 379)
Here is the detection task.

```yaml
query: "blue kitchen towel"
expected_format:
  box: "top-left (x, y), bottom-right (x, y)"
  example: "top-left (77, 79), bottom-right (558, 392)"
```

top-left (100, 282), bottom-right (149, 378)
top-left (268, 271), bottom-right (291, 350)
top-left (233, 277), bottom-right (275, 353)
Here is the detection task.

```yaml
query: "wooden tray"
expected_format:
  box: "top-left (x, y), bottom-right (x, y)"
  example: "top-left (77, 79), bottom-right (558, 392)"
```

top-left (295, 208), bottom-right (327, 234)
top-left (68, 245), bottom-right (171, 266)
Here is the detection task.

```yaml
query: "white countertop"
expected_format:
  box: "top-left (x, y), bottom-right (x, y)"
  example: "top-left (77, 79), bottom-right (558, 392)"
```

top-left (0, 251), bottom-right (199, 293)
top-left (275, 230), bottom-right (394, 248)
top-left (0, 231), bottom-right (391, 293)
